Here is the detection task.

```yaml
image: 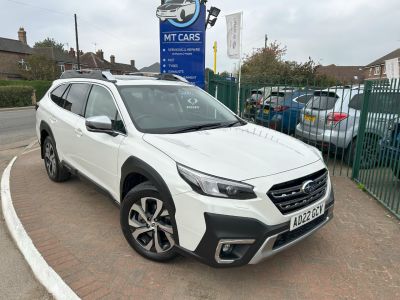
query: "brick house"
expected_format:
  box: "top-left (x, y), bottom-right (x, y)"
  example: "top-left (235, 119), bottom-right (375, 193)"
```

top-left (33, 47), bottom-right (77, 73)
top-left (0, 28), bottom-right (32, 79)
top-left (316, 64), bottom-right (364, 84)
top-left (80, 50), bottom-right (138, 74)
top-left (364, 48), bottom-right (400, 80)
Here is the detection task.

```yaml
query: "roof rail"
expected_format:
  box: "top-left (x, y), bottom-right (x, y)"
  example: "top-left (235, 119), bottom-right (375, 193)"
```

top-left (127, 72), bottom-right (189, 83)
top-left (60, 69), bottom-right (116, 83)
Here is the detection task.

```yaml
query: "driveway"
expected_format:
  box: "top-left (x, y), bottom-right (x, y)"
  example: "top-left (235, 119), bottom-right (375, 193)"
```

top-left (8, 149), bottom-right (400, 299)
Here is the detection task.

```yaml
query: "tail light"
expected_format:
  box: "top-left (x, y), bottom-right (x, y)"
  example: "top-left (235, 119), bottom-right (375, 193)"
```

top-left (327, 112), bottom-right (348, 126)
top-left (275, 105), bottom-right (289, 112)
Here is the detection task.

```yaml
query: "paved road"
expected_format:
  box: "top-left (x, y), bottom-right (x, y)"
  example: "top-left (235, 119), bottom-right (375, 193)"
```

top-left (0, 108), bottom-right (36, 150)
top-left (0, 108), bottom-right (51, 299)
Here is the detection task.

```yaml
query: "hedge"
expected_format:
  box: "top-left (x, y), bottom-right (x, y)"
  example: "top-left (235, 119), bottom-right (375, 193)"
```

top-left (0, 86), bottom-right (35, 108)
top-left (0, 80), bottom-right (51, 100)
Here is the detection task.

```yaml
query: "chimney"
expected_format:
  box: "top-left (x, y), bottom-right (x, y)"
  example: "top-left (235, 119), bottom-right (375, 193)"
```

top-left (110, 55), bottom-right (115, 64)
top-left (130, 60), bottom-right (135, 68)
top-left (96, 49), bottom-right (104, 60)
top-left (18, 27), bottom-right (27, 44)
top-left (69, 47), bottom-right (76, 57)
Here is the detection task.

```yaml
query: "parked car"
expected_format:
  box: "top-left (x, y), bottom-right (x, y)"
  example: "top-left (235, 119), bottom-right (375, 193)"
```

top-left (380, 119), bottom-right (400, 180)
top-left (156, 0), bottom-right (196, 22)
top-left (36, 70), bottom-right (334, 267)
top-left (243, 87), bottom-right (275, 121)
top-left (295, 86), bottom-right (400, 168)
top-left (255, 90), bottom-right (314, 134)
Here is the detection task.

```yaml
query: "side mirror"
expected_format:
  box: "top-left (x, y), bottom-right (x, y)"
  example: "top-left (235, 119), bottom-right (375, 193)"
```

top-left (85, 116), bottom-right (114, 134)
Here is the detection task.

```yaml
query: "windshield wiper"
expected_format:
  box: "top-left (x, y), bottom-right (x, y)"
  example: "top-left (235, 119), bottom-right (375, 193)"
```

top-left (224, 120), bottom-right (243, 127)
top-left (170, 122), bottom-right (223, 134)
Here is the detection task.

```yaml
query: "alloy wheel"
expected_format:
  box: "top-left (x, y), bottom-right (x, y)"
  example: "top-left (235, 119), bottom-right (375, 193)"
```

top-left (44, 142), bottom-right (57, 177)
top-left (128, 197), bottom-right (174, 253)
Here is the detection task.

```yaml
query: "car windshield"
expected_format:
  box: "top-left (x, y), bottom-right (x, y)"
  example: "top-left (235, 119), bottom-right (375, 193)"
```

top-left (118, 85), bottom-right (241, 134)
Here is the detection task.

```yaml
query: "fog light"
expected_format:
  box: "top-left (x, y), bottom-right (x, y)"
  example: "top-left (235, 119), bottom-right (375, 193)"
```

top-left (222, 244), bottom-right (233, 254)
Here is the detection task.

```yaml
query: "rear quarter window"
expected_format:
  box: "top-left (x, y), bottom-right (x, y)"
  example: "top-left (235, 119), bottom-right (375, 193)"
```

top-left (50, 84), bottom-right (69, 107)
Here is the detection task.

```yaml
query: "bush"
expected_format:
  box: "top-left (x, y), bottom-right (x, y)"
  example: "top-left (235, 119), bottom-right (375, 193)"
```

top-left (0, 80), bottom-right (51, 100)
top-left (0, 86), bottom-right (35, 108)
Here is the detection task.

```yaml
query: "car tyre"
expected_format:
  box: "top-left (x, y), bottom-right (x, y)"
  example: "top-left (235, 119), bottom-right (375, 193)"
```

top-left (43, 136), bottom-right (70, 182)
top-left (345, 134), bottom-right (380, 169)
top-left (179, 9), bottom-right (186, 22)
top-left (120, 181), bottom-right (178, 262)
top-left (392, 161), bottom-right (400, 180)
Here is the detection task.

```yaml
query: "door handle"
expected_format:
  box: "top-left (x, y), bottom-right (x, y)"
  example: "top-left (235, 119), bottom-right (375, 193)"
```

top-left (74, 128), bottom-right (83, 137)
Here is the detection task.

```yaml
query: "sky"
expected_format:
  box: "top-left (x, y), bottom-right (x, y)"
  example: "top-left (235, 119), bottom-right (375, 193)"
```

top-left (1, 0), bottom-right (399, 72)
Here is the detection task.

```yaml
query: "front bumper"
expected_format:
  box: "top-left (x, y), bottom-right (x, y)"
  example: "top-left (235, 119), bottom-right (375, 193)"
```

top-left (177, 190), bottom-right (334, 268)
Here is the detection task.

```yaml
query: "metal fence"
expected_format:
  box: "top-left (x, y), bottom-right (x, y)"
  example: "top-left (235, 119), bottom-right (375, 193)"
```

top-left (207, 72), bottom-right (400, 218)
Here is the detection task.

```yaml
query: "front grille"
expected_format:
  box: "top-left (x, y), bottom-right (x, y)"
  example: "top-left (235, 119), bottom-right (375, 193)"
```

top-left (273, 211), bottom-right (328, 249)
top-left (267, 169), bottom-right (328, 214)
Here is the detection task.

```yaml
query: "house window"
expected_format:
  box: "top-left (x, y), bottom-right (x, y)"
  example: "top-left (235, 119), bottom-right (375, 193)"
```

top-left (59, 64), bottom-right (65, 73)
top-left (383, 65), bottom-right (386, 75)
top-left (374, 66), bottom-right (381, 76)
top-left (369, 68), bottom-right (372, 76)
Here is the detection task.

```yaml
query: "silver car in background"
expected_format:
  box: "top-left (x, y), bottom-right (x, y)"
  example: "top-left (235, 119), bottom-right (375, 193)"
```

top-left (295, 86), bottom-right (400, 168)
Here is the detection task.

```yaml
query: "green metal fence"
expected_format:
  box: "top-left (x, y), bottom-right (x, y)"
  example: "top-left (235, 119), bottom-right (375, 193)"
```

top-left (352, 79), bottom-right (400, 217)
top-left (207, 72), bottom-right (400, 218)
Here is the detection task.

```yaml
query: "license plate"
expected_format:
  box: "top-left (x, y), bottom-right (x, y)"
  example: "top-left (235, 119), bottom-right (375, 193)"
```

top-left (304, 114), bottom-right (316, 122)
top-left (290, 202), bottom-right (325, 231)
top-left (263, 109), bottom-right (269, 114)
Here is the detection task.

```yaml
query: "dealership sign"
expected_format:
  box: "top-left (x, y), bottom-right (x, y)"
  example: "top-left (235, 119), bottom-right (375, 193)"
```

top-left (157, 0), bottom-right (206, 89)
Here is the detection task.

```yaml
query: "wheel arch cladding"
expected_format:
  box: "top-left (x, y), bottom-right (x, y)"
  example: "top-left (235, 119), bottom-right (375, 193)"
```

top-left (39, 121), bottom-right (55, 159)
top-left (120, 156), bottom-right (179, 244)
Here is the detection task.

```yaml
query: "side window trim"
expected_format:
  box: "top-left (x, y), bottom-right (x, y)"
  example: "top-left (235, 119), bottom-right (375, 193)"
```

top-left (84, 83), bottom-right (128, 135)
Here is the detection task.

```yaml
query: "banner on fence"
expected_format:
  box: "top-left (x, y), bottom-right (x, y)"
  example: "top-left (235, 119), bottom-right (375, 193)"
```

top-left (385, 58), bottom-right (400, 79)
top-left (226, 12), bottom-right (242, 59)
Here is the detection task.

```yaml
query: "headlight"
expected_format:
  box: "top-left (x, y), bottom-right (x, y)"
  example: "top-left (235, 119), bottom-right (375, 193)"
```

top-left (177, 164), bottom-right (256, 200)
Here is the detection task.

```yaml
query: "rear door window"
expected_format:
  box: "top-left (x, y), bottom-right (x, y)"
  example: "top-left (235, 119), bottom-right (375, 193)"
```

top-left (307, 91), bottom-right (339, 110)
top-left (64, 83), bottom-right (91, 116)
top-left (50, 84), bottom-right (69, 107)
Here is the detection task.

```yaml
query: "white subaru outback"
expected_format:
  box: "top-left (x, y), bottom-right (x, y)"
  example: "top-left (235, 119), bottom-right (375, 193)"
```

top-left (36, 70), bottom-right (334, 267)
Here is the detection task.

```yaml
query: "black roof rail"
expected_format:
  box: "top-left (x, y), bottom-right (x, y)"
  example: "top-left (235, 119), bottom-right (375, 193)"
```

top-left (60, 69), bottom-right (116, 83)
top-left (127, 72), bottom-right (188, 83)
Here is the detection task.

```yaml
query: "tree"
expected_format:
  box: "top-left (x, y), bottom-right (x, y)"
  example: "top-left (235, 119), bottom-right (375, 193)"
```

top-left (21, 54), bottom-right (60, 80)
top-left (34, 38), bottom-right (64, 51)
top-left (241, 41), bottom-right (325, 84)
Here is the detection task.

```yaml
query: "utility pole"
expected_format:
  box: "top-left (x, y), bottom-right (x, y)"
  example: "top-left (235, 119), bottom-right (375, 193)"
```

top-left (74, 14), bottom-right (81, 70)
top-left (265, 34), bottom-right (268, 49)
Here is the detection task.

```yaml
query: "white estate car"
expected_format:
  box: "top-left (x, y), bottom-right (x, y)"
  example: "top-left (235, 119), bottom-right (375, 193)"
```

top-left (36, 70), bottom-right (334, 267)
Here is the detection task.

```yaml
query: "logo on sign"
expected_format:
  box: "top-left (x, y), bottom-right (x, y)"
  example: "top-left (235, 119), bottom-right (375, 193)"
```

top-left (156, 0), bottom-right (201, 28)
top-left (301, 180), bottom-right (318, 194)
